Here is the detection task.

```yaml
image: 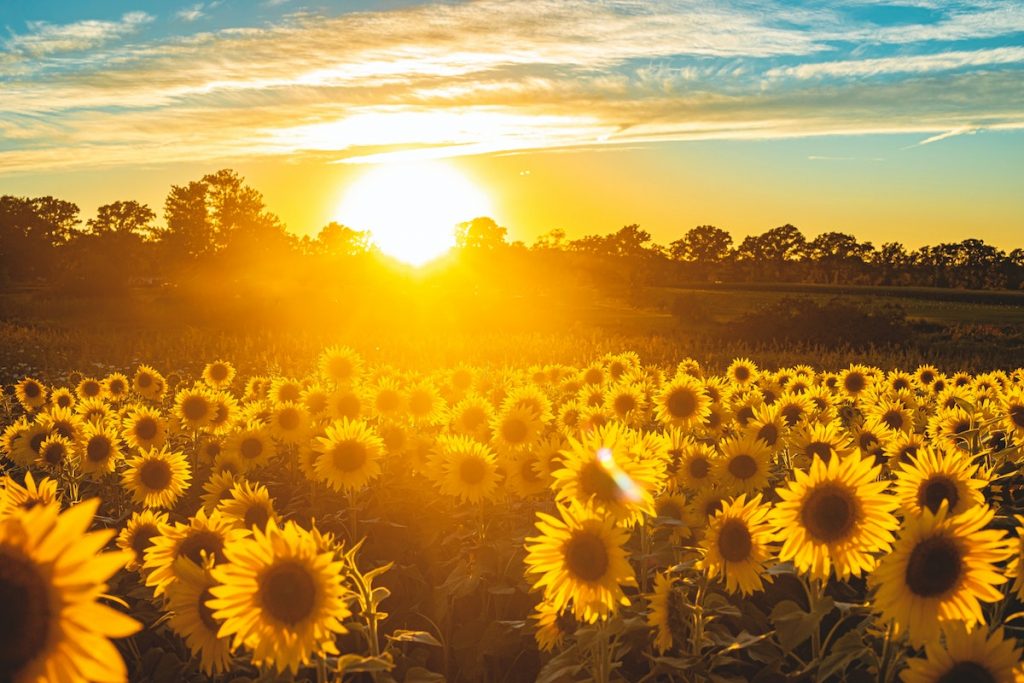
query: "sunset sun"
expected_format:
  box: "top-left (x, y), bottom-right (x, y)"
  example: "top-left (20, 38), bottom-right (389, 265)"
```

top-left (335, 161), bottom-right (494, 266)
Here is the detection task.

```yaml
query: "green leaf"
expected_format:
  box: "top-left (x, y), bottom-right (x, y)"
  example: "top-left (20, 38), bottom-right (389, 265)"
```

top-left (816, 628), bottom-right (867, 681)
top-left (387, 630), bottom-right (443, 648)
top-left (336, 654), bottom-right (396, 674)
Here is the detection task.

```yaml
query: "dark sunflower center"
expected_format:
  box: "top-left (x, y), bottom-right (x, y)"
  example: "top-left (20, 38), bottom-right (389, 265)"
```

top-left (805, 442), bottom-right (833, 463)
top-left (277, 408), bottom-right (301, 431)
top-left (920, 370), bottom-right (935, 384)
top-left (82, 381), bottom-right (101, 396)
top-left (501, 417), bottom-right (529, 444)
top-left (334, 394), bottom-right (361, 419)
top-left (198, 587), bottom-right (220, 632)
top-left (24, 382), bottom-right (41, 398)
top-left (666, 389), bottom-right (697, 419)
top-left (178, 530), bottom-right (226, 565)
top-left (736, 406), bottom-right (755, 426)
top-left (329, 357), bottom-right (353, 379)
top-left (376, 391), bottom-right (400, 412)
top-left (564, 531), bottom-right (609, 582)
top-left (614, 395), bottom-right (637, 414)
top-left (86, 436), bottom-right (112, 462)
top-left (238, 435), bottom-right (264, 460)
top-left (243, 505), bottom-right (271, 530)
top-left (210, 365), bottom-right (229, 381)
top-left (0, 547), bottom-right (51, 673)
top-left (52, 420), bottom-right (74, 439)
top-left (578, 461), bottom-right (620, 503)
top-left (953, 420), bottom-right (971, 435)
top-left (461, 406), bottom-right (487, 430)
top-left (109, 379), bottom-right (126, 395)
top-left (182, 395), bottom-right (209, 421)
top-left (705, 410), bottom-right (722, 429)
top-left (936, 661), bottom-right (995, 683)
top-left (29, 432), bottom-right (47, 453)
top-left (882, 410), bottom-right (904, 430)
top-left (757, 423), bottom-right (779, 446)
top-left (137, 373), bottom-right (153, 387)
top-left (1010, 405), bottom-right (1024, 429)
top-left (727, 454), bottom-right (758, 480)
top-left (42, 442), bottom-right (65, 465)
top-left (893, 378), bottom-right (910, 391)
top-left (56, 395), bottom-right (72, 408)
top-left (459, 456), bottom-right (488, 485)
top-left (656, 500), bottom-right (683, 520)
top-left (859, 432), bottom-right (880, 452)
top-left (331, 440), bottom-right (367, 472)
top-left (278, 385), bottom-right (301, 402)
top-left (687, 457), bottom-right (710, 480)
top-left (920, 476), bottom-right (960, 515)
top-left (844, 373), bottom-right (866, 394)
top-left (781, 405), bottom-right (802, 427)
top-left (734, 366), bottom-right (750, 382)
top-left (899, 445), bottom-right (919, 464)
top-left (703, 497), bottom-right (724, 518)
top-left (801, 486), bottom-right (856, 543)
top-left (905, 535), bottom-right (962, 598)
top-left (135, 417), bottom-right (158, 440)
top-left (409, 393), bottom-right (432, 415)
top-left (259, 560), bottom-right (318, 626)
top-left (717, 519), bottom-right (753, 562)
top-left (762, 389), bottom-right (778, 405)
top-left (584, 368), bottom-right (603, 385)
top-left (666, 588), bottom-right (688, 643)
top-left (131, 524), bottom-right (160, 561)
top-left (139, 458), bottom-right (172, 490)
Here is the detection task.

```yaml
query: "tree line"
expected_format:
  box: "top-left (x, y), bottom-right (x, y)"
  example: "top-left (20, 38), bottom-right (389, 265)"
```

top-left (2, 168), bottom-right (1022, 293)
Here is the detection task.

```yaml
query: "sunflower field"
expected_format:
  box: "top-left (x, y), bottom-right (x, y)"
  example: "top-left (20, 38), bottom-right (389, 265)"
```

top-left (3, 350), bottom-right (1024, 683)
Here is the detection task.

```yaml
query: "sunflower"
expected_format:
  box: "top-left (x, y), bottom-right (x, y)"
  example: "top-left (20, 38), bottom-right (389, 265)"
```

top-left (839, 364), bottom-right (873, 400)
top-left (652, 492), bottom-right (690, 542)
top-left (775, 392), bottom-right (812, 429)
top-left (166, 557), bottom-right (233, 676)
top-left (928, 406), bottom-right (975, 454)
top-left (1000, 386), bottom-right (1024, 442)
top-left (531, 599), bottom-right (571, 652)
top-left (0, 472), bottom-right (60, 517)
top-left (789, 420), bottom-right (853, 468)
top-left (101, 372), bottom-right (130, 401)
top-left (145, 508), bottom-right (248, 597)
top-left (851, 417), bottom-right (890, 463)
top-left (269, 377), bottom-right (304, 404)
top-left (243, 376), bottom-right (271, 402)
top-left (218, 480), bottom-right (279, 531)
top-left (551, 423), bottom-right (658, 525)
top-left (901, 623), bottom-right (1024, 683)
top-left (727, 358), bottom-right (759, 387)
top-left (715, 433), bottom-right (773, 494)
top-left (491, 404), bottom-right (544, 451)
top-left (327, 386), bottom-right (365, 421)
top-left (450, 394), bottom-right (495, 440)
top-left (524, 503), bottom-right (636, 623)
top-left (14, 376), bottom-right (47, 411)
top-left (368, 378), bottom-right (404, 420)
top-left (8, 420), bottom-right (49, 467)
top-left (223, 422), bottom-right (275, 471)
top-left (36, 405), bottom-right (84, 443)
top-left (267, 401), bottom-right (309, 444)
top-left (1010, 515), bottom-right (1024, 602)
top-left (201, 471), bottom-right (240, 514)
top-left (558, 401), bottom-right (584, 435)
top-left (75, 376), bottom-right (104, 401)
top-left (871, 504), bottom-right (1012, 646)
top-left (406, 381), bottom-right (447, 425)
top-left (0, 499), bottom-right (140, 682)
top-left (122, 446), bottom-right (192, 509)
top-left (78, 420), bottom-right (123, 477)
top-left (700, 494), bottom-right (775, 596)
top-left (866, 397), bottom-right (916, 434)
top-left (133, 363), bottom-right (166, 401)
top-left (202, 360), bottom-right (236, 389)
top-left (745, 403), bottom-right (787, 452)
top-left (731, 390), bottom-right (764, 428)
top-left (676, 441), bottom-right (719, 491)
top-left (314, 418), bottom-right (385, 492)
top-left (435, 434), bottom-right (502, 503)
top-left (604, 382), bottom-right (648, 427)
top-left (116, 508), bottom-right (169, 571)
top-left (504, 449), bottom-right (550, 498)
top-left (655, 375), bottom-right (711, 429)
top-left (502, 384), bottom-right (555, 423)
top-left (36, 433), bottom-right (76, 472)
top-left (771, 451), bottom-right (899, 581)
top-left (175, 385), bottom-right (216, 432)
top-left (894, 447), bottom-right (986, 517)
top-left (207, 392), bottom-right (238, 435)
top-left (884, 430), bottom-right (927, 471)
top-left (49, 386), bottom-right (75, 410)
top-left (648, 572), bottom-right (689, 654)
top-left (74, 396), bottom-right (112, 425)
top-left (208, 520), bottom-right (351, 674)
top-left (319, 345), bottom-right (363, 385)
top-left (300, 384), bottom-right (331, 417)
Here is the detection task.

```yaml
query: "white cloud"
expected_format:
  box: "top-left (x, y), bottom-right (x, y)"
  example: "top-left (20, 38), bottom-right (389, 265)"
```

top-left (3, 11), bottom-right (152, 56)
top-left (768, 46), bottom-right (1024, 79)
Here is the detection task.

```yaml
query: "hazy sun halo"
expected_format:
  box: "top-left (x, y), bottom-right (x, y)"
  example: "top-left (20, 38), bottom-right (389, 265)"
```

top-left (335, 161), bottom-right (493, 266)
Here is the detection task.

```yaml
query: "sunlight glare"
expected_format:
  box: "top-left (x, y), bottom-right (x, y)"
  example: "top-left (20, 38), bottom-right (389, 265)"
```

top-left (334, 161), bottom-right (493, 266)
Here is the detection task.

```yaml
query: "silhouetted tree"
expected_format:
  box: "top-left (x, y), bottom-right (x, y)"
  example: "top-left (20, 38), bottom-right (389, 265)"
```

top-left (314, 222), bottom-right (371, 256)
top-left (87, 201), bottom-right (158, 238)
top-left (0, 195), bottom-right (81, 281)
top-left (670, 225), bottom-right (733, 263)
top-left (807, 231), bottom-right (872, 283)
top-left (455, 216), bottom-right (507, 250)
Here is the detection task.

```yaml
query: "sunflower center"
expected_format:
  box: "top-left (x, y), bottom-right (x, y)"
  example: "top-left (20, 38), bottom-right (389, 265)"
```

top-left (131, 523), bottom-right (160, 561)
top-left (935, 661), bottom-right (995, 683)
top-left (179, 530), bottom-right (226, 566)
top-left (859, 432), bottom-right (880, 453)
top-left (198, 587), bottom-right (220, 632)
top-left (137, 373), bottom-right (153, 388)
top-left (667, 587), bottom-right (688, 643)
top-left (687, 457), bottom-right (710, 480)
top-left (882, 410), bottom-right (904, 430)
top-left (919, 476), bottom-right (960, 515)
top-left (332, 440), bottom-right (367, 472)
top-left (42, 442), bottom-right (65, 465)
top-left (501, 417), bottom-right (529, 444)
top-left (52, 420), bottom-right (74, 439)
top-left (666, 389), bottom-right (697, 419)
top-left (844, 373), bottom-right (865, 394)
top-left (182, 396), bottom-right (209, 421)
top-left (727, 454), bottom-right (758, 480)
top-left (898, 445), bottom-right (919, 464)
top-left (409, 392), bottom-right (432, 416)
top-left (82, 380), bottom-right (101, 396)
top-left (376, 390), bottom-right (400, 413)
top-left (135, 417), bottom-right (158, 440)
top-left (584, 368), bottom-right (603, 385)
top-left (109, 379), bottom-right (126, 395)
top-left (243, 505), bottom-right (271, 530)
top-left (29, 431), bottom-right (47, 453)
top-left (461, 406), bottom-right (487, 430)
top-left (329, 357), bottom-right (353, 379)
top-left (614, 394), bottom-right (637, 415)
top-left (140, 458), bottom-right (172, 490)
top-left (333, 393), bottom-right (361, 419)
top-left (736, 406), bottom-right (755, 426)
top-left (564, 531), bottom-right (609, 582)
top-left (520, 458), bottom-right (541, 483)
top-left (259, 560), bottom-right (318, 626)
top-left (781, 405), bottom-right (802, 427)
top-left (459, 456), bottom-right (488, 485)
top-left (1009, 405), bottom-right (1024, 429)
top-left (578, 461), bottom-right (620, 503)
top-left (801, 485), bottom-right (856, 543)
top-left (717, 519), bottom-right (753, 562)
top-left (239, 436), bottom-right (264, 460)
top-left (24, 382), bottom-right (42, 398)
top-left (210, 364), bottom-right (229, 381)
top-left (905, 535), bottom-right (962, 597)
top-left (86, 436), bottom-right (112, 462)
top-left (278, 385), bottom-right (301, 402)
top-left (703, 497), bottom-right (724, 518)
top-left (0, 547), bottom-right (51, 673)
top-left (277, 408), bottom-right (301, 431)
top-left (656, 500), bottom-right (684, 520)
top-left (757, 424), bottom-right (779, 446)
top-left (805, 442), bottom-right (833, 463)
top-left (734, 366), bottom-right (750, 382)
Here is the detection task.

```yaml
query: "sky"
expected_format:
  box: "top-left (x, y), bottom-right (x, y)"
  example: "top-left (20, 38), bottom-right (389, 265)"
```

top-left (1, 0), bottom-right (1022, 250)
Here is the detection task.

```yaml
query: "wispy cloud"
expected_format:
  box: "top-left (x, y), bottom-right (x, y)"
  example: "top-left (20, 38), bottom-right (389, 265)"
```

top-left (906, 126), bottom-right (979, 147)
top-left (0, 0), bottom-right (1021, 174)
top-left (177, 5), bottom-right (206, 22)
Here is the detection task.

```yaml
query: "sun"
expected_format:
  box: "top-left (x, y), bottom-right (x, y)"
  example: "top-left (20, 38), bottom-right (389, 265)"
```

top-left (335, 161), bottom-right (494, 266)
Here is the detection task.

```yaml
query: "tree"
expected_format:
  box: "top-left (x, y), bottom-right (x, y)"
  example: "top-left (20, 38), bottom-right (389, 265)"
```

top-left (0, 195), bottom-right (81, 280)
top-left (606, 224), bottom-right (653, 257)
top-left (534, 228), bottom-right (566, 250)
top-left (87, 201), bottom-right (157, 238)
top-left (807, 231), bottom-right (872, 283)
top-left (670, 225), bottom-right (733, 263)
top-left (870, 242), bottom-right (910, 285)
top-left (314, 222), bottom-right (371, 256)
top-left (455, 216), bottom-right (507, 250)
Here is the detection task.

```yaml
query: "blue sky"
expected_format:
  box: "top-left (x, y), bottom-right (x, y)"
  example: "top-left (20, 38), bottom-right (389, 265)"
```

top-left (1, 0), bottom-right (1022, 247)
